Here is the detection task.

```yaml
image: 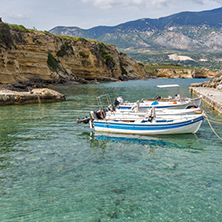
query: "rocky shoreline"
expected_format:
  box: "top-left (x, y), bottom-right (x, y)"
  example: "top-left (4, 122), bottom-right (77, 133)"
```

top-left (0, 88), bottom-right (65, 105)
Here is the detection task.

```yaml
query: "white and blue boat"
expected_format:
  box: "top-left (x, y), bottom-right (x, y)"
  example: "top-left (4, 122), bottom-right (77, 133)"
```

top-left (117, 84), bottom-right (202, 110)
top-left (106, 106), bottom-right (202, 120)
top-left (118, 97), bottom-right (201, 110)
top-left (89, 112), bottom-right (205, 135)
top-left (77, 93), bottom-right (204, 135)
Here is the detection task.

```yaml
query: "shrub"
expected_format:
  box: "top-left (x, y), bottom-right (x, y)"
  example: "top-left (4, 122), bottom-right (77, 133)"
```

top-left (79, 51), bottom-right (89, 58)
top-left (47, 52), bottom-right (60, 71)
top-left (8, 24), bottom-right (29, 33)
top-left (57, 42), bottom-right (74, 57)
top-left (0, 23), bottom-right (13, 48)
top-left (120, 62), bottom-right (127, 75)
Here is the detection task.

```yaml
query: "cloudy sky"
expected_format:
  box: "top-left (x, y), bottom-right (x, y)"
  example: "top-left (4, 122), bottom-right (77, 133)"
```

top-left (0, 0), bottom-right (222, 31)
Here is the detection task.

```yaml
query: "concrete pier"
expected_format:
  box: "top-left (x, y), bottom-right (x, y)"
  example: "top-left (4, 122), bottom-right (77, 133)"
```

top-left (189, 87), bottom-right (222, 114)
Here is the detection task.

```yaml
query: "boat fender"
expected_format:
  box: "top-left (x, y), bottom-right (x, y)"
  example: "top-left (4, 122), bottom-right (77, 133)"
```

top-left (194, 110), bottom-right (202, 114)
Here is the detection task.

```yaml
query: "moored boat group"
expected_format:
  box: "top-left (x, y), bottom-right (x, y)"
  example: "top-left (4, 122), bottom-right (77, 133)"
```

top-left (77, 85), bottom-right (205, 135)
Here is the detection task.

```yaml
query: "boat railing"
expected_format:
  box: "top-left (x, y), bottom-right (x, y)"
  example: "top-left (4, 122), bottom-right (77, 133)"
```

top-left (96, 94), bottom-right (112, 110)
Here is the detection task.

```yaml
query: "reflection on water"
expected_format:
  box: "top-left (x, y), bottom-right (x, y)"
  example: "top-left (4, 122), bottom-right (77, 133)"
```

top-left (89, 131), bottom-right (205, 153)
top-left (1, 79), bottom-right (222, 221)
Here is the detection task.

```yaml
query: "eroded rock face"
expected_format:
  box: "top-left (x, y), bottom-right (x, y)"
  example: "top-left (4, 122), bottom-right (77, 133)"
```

top-left (190, 71), bottom-right (222, 88)
top-left (0, 23), bottom-right (148, 89)
top-left (152, 69), bottom-right (215, 79)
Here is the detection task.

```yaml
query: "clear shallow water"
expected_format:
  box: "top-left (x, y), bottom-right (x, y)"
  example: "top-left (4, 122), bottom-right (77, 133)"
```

top-left (0, 79), bottom-right (222, 221)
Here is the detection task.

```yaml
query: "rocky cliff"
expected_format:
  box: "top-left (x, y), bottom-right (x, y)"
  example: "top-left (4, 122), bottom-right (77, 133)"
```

top-left (151, 69), bottom-right (215, 79)
top-left (0, 20), bottom-right (148, 90)
top-left (190, 71), bottom-right (222, 89)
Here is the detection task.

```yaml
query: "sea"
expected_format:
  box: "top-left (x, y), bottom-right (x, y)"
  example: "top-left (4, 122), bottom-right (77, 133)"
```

top-left (0, 78), bottom-right (222, 221)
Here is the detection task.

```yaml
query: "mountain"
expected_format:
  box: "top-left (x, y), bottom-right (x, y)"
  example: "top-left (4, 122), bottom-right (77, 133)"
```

top-left (50, 8), bottom-right (222, 69)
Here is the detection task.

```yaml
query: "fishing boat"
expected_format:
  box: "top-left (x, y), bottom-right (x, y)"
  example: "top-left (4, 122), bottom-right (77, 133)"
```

top-left (118, 97), bottom-right (201, 110)
top-left (90, 114), bottom-right (204, 135)
top-left (89, 108), bottom-right (205, 135)
top-left (77, 94), bottom-right (205, 135)
top-left (117, 84), bottom-right (202, 110)
top-left (105, 106), bottom-right (202, 120)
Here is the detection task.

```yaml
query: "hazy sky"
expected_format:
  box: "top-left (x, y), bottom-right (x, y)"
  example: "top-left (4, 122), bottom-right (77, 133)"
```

top-left (0, 0), bottom-right (222, 31)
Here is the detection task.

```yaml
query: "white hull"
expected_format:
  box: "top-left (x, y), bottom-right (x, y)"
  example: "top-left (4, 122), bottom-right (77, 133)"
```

top-left (106, 107), bottom-right (201, 120)
top-left (92, 115), bottom-right (204, 135)
top-left (119, 97), bottom-right (202, 110)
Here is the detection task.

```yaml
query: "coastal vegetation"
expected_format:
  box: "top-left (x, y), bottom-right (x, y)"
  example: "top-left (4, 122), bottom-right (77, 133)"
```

top-left (57, 42), bottom-right (74, 57)
top-left (0, 22), bottom-right (13, 48)
top-left (47, 52), bottom-right (63, 72)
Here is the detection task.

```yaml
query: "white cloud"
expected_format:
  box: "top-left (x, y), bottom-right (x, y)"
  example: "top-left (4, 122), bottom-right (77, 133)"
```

top-left (82, 0), bottom-right (222, 9)
top-left (82, 0), bottom-right (146, 9)
top-left (8, 13), bottom-right (30, 19)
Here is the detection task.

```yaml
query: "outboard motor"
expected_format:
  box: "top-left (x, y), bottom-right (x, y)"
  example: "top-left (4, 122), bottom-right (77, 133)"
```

top-left (114, 96), bottom-right (124, 107)
top-left (106, 104), bottom-right (115, 112)
top-left (154, 95), bottom-right (161, 100)
top-left (76, 116), bottom-right (91, 124)
top-left (147, 107), bottom-right (156, 122)
top-left (175, 94), bottom-right (180, 99)
top-left (92, 109), bottom-right (106, 120)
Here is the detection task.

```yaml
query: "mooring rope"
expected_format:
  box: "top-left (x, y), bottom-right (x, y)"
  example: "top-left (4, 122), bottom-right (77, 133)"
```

top-left (205, 112), bottom-right (222, 123)
top-left (203, 111), bottom-right (222, 141)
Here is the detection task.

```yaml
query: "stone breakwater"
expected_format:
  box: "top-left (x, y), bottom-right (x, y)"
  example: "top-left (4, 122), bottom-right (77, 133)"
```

top-left (189, 87), bottom-right (222, 114)
top-left (0, 88), bottom-right (65, 105)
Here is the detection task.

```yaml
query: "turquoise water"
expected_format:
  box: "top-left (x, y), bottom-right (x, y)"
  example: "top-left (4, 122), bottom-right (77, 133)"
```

top-left (1, 79), bottom-right (222, 221)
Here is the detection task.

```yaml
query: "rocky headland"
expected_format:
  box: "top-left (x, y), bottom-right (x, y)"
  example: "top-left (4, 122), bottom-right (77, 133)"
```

top-left (0, 19), bottom-right (219, 105)
top-left (0, 19), bottom-right (148, 90)
top-left (149, 68), bottom-right (215, 79)
top-left (0, 19), bottom-right (149, 105)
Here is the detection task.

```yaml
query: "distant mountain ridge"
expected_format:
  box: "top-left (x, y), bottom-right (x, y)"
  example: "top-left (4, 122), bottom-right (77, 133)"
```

top-left (50, 7), bottom-right (222, 39)
top-left (50, 8), bottom-right (222, 69)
